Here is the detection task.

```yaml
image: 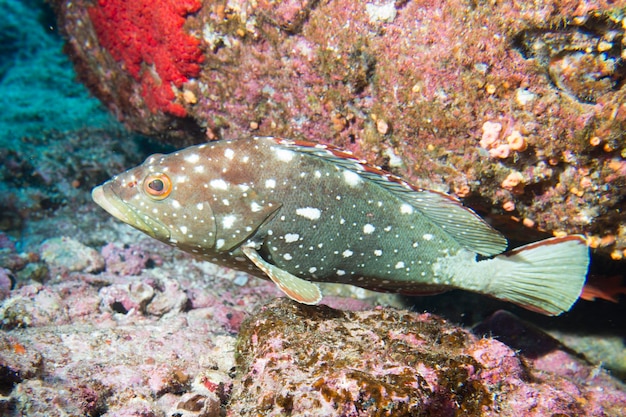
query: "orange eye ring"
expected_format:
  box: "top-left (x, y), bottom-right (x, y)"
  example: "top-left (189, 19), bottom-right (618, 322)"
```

top-left (143, 173), bottom-right (172, 200)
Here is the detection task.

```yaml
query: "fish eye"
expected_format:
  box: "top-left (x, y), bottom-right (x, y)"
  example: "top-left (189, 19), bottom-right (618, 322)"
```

top-left (143, 173), bottom-right (172, 200)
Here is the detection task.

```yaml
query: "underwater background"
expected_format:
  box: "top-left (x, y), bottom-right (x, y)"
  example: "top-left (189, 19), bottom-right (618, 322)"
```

top-left (0, 0), bottom-right (625, 415)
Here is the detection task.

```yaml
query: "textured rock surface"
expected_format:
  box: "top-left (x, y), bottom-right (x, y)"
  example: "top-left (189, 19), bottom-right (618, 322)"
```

top-left (0, 226), bottom-right (275, 416)
top-left (232, 298), bottom-right (626, 417)
top-left (51, 0), bottom-right (626, 258)
top-left (0, 226), bottom-right (380, 416)
top-left (2, 270), bottom-right (625, 417)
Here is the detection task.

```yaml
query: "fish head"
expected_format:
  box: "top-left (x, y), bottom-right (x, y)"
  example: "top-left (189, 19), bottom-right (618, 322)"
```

top-left (92, 151), bottom-right (218, 253)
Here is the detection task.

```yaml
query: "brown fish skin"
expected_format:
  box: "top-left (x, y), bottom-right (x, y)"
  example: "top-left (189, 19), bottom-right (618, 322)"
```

top-left (92, 137), bottom-right (589, 315)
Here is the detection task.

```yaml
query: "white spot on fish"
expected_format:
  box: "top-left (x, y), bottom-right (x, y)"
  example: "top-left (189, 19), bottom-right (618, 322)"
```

top-left (250, 202), bottom-right (262, 212)
top-left (337, 270), bottom-right (346, 276)
top-left (265, 179), bottom-right (276, 189)
top-left (224, 148), bottom-right (235, 159)
top-left (196, 203), bottom-right (204, 211)
top-left (274, 148), bottom-right (294, 162)
top-left (216, 239), bottom-right (225, 249)
top-left (184, 153), bottom-right (200, 163)
top-left (283, 253), bottom-right (293, 260)
top-left (400, 204), bottom-right (413, 214)
top-left (309, 267), bottom-right (317, 273)
top-left (314, 170), bottom-right (322, 178)
top-left (363, 224), bottom-right (375, 234)
top-left (223, 215), bottom-right (236, 229)
top-left (342, 249), bottom-right (354, 258)
top-left (210, 179), bottom-right (228, 190)
top-left (296, 207), bottom-right (321, 220)
top-left (343, 170), bottom-right (361, 187)
top-left (423, 233), bottom-right (434, 241)
top-left (180, 226), bottom-right (188, 234)
top-left (171, 200), bottom-right (181, 209)
top-left (284, 233), bottom-right (300, 243)
top-left (395, 261), bottom-right (405, 269)
top-left (193, 165), bottom-right (205, 173)
top-left (374, 249), bottom-right (383, 256)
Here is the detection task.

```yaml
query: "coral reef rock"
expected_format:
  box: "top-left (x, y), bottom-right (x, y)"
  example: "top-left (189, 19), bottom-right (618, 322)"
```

top-left (50, 0), bottom-right (626, 258)
top-left (231, 298), bottom-right (626, 417)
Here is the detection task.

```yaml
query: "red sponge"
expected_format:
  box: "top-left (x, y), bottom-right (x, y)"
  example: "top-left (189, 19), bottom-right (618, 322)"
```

top-left (89, 0), bottom-right (204, 117)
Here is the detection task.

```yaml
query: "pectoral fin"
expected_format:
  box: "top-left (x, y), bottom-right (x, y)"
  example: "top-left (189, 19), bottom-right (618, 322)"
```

top-left (241, 246), bottom-right (322, 305)
top-left (213, 200), bottom-right (281, 252)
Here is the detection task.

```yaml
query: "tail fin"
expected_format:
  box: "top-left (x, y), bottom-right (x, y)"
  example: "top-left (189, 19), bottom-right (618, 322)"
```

top-left (485, 235), bottom-right (589, 315)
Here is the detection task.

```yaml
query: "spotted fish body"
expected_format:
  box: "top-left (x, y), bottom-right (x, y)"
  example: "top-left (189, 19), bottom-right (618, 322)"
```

top-left (93, 137), bottom-right (590, 315)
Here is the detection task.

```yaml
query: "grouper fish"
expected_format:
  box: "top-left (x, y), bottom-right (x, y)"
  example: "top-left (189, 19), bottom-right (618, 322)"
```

top-left (92, 136), bottom-right (589, 315)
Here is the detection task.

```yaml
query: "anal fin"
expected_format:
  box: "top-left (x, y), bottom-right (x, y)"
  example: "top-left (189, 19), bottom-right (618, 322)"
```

top-left (242, 246), bottom-right (322, 305)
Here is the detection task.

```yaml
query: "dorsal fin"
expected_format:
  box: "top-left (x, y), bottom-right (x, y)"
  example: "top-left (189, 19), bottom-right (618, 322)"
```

top-left (269, 137), bottom-right (508, 256)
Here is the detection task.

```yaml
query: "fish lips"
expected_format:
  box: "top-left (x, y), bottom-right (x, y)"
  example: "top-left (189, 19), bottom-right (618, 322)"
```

top-left (92, 184), bottom-right (171, 240)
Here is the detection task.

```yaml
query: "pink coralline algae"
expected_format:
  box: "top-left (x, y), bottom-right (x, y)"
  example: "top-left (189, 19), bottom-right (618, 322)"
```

top-left (0, 268), bottom-right (12, 301)
top-left (40, 236), bottom-right (104, 274)
top-left (0, 231), bottom-right (275, 415)
top-left (100, 242), bottom-right (163, 276)
top-left (231, 299), bottom-right (626, 417)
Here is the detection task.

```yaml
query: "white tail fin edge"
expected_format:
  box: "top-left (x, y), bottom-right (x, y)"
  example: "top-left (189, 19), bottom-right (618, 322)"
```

top-left (484, 235), bottom-right (590, 315)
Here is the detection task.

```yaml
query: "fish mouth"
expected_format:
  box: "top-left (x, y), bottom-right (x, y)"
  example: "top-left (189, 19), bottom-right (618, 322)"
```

top-left (92, 185), bottom-right (133, 225)
top-left (92, 184), bottom-right (171, 240)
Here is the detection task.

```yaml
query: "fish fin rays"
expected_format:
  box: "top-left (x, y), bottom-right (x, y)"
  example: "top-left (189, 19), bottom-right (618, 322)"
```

top-left (272, 138), bottom-right (507, 256)
top-left (213, 202), bottom-right (281, 252)
top-left (481, 235), bottom-right (589, 315)
top-left (401, 190), bottom-right (508, 256)
top-left (242, 246), bottom-right (323, 305)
